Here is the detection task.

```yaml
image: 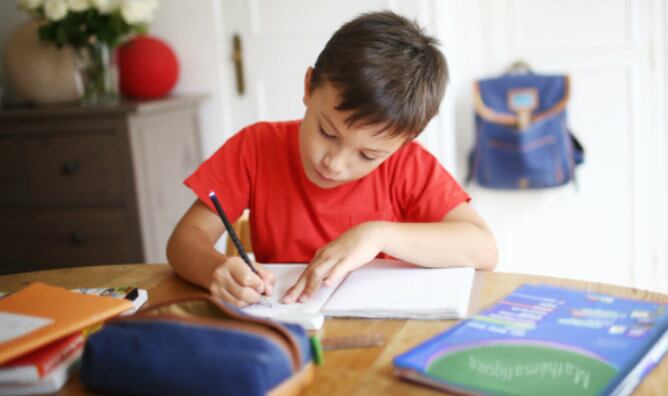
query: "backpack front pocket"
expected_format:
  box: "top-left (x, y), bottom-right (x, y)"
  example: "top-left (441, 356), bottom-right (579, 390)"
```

top-left (480, 134), bottom-right (564, 189)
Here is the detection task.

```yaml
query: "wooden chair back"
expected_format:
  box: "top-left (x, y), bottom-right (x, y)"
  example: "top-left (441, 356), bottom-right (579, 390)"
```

top-left (225, 210), bottom-right (252, 256)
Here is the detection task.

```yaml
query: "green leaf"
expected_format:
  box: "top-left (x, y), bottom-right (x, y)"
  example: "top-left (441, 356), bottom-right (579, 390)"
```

top-left (22, 6), bottom-right (149, 50)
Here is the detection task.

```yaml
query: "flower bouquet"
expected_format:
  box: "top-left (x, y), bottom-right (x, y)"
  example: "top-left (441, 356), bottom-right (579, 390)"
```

top-left (18, 0), bottom-right (159, 105)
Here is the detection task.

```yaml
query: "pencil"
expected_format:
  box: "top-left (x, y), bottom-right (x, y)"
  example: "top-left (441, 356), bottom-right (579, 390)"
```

top-left (208, 191), bottom-right (271, 308)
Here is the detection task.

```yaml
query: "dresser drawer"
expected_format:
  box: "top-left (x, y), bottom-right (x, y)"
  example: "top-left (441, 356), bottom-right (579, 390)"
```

top-left (24, 134), bottom-right (124, 205)
top-left (0, 138), bottom-right (24, 204)
top-left (0, 208), bottom-right (137, 274)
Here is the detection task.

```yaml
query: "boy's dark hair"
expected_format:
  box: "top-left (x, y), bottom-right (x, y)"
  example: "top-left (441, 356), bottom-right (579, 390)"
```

top-left (310, 11), bottom-right (448, 140)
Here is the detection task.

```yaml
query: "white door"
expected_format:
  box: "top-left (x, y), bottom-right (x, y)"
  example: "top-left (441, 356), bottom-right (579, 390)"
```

top-left (217, 0), bottom-right (457, 170)
top-left (452, 0), bottom-right (667, 291)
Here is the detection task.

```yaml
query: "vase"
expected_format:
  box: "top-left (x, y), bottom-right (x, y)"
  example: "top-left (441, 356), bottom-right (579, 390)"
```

top-left (3, 20), bottom-right (80, 105)
top-left (74, 41), bottom-right (119, 106)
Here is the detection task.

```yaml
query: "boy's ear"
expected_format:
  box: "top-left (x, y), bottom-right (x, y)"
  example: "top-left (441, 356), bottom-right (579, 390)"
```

top-left (303, 67), bottom-right (314, 106)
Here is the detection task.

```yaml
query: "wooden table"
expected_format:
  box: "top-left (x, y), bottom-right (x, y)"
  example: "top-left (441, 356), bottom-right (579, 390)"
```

top-left (1, 264), bottom-right (667, 396)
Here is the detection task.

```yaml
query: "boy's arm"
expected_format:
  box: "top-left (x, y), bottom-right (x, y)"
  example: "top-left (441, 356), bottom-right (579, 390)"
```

top-left (375, 202), bottom-right (498, 270)
top-left (166, 200), bottom-right (275, 307)
top-left (166, 200), bottom-right (227, 289)
top-left (282, 202), bottom-right (497, 303)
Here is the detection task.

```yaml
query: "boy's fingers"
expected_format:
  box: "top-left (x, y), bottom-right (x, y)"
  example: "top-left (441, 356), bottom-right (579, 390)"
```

top-left (282, 255), bottom-right (324, 303)
top-left (211, 281), bottom-right (247, 308)
top-left (229, 259), bottom-right (264, 291)
top-left (283, 255), bottom-right (338, 304)
top-left (324, 259), bottom-right (351, 286)
top-left (226, 278), bottom-right (261, 304)
top-left (255, 263), bottom-right (276, 296)
top-left (299, 258), bottom-right (338, 302)
top-left (219, 287), bottom-right (249, 308)
top-left (282, 276), bottom-right (306, 304)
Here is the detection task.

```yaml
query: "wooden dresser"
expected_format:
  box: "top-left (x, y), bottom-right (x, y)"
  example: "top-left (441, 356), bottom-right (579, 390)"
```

top-left (0, 96), bottom-right (204, 274)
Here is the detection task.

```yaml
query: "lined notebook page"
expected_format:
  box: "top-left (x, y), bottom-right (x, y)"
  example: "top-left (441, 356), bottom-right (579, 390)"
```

top-left (322, 259), bottom-right (475, 319)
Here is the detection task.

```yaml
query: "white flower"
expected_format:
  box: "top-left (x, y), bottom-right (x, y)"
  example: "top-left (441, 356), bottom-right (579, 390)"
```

top-left (91, 0), bottom-right (117, 14)
top-left (18, 0), bottom-right (43, 10)
top-left (67, 0), bottom-right (89, 12)
top-left (120, 0), bottom-right (157, 24)
top-left (44, 0), bottom-right (68, 20)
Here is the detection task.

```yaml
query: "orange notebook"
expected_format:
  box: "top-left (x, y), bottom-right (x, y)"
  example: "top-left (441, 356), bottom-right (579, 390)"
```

top-left (0, 282), bottom-right (133, 365)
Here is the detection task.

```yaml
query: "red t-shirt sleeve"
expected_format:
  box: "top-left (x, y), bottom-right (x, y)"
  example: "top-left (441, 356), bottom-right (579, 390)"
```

top-left (393, 143), bottom-right (471, 222)
top-left (183, 125), bottom-right (258, 223)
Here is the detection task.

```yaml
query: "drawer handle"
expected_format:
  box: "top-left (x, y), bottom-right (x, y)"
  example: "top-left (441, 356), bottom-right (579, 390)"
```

top-left (61, 160), bottom-right (81, 175)
top-left (69, 232), bottom-right (87, 246)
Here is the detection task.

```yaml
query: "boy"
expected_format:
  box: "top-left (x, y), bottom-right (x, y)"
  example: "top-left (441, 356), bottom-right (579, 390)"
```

top-left (167, 11), bottom-right (497, 308)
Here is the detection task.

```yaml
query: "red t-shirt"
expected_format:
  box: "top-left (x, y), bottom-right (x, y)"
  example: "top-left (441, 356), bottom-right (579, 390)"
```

top-left (184, 120), bottom-right (470, 263)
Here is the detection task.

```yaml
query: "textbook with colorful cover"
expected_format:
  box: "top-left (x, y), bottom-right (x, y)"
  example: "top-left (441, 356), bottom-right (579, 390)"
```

top-left (0, 282), bottom-right (133, 365)
top-left (242, 259), bottom-right (475, 330)
top-left (393, 284), bottom-right (668, 396)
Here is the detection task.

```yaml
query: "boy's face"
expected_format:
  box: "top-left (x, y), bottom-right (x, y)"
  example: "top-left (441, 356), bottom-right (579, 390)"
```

top-left (299, 68), bottom-right (406, 189)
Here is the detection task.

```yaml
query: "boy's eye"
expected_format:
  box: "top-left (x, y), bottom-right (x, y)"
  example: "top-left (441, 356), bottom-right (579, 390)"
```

top-left (318, 126), bottom-right (336, 139)
top-left (360, 152), bottom-right (377, 161)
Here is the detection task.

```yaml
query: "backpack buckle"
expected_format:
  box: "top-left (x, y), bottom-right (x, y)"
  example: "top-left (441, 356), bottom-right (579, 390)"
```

top-left (508, 88), bottom-right (538, 130)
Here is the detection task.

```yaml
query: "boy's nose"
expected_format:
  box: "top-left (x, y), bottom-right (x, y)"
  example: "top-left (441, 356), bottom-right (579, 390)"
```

top-left (323, 151), bottom-right (346, 176)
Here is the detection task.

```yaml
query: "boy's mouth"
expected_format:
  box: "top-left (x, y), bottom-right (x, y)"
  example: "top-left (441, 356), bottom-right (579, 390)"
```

top-left (314, 166), bottom-right (341, 184)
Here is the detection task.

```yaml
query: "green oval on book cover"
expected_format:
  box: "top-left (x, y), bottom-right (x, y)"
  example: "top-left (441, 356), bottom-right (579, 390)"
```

top-left (427, 344), bottom-right (617, 396)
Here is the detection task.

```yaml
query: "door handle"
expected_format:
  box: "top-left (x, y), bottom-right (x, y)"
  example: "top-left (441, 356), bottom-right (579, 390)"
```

top-left (232, 33), bottom-right (245, 96)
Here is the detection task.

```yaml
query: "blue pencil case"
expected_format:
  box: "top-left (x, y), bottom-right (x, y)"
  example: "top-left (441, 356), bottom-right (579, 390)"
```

top-left (80, 294), bottom-right (314, 396)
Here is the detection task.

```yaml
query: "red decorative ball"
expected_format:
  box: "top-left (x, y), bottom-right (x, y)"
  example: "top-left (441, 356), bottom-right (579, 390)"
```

top-left (118, 35), bottom-right (179, 99)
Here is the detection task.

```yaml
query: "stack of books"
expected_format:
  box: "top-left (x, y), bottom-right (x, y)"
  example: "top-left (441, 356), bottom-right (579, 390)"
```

top-left (0, 283), bottom-right (147, 394)
top-left (0, 332), bottom-right (83, 395)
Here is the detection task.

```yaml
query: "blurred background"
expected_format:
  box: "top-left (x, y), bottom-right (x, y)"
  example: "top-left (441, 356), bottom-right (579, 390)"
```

top-left (1, 0), bottom-right (666, 293)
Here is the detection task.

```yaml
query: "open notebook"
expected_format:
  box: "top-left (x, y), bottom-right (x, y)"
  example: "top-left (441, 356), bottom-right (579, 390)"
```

top-left (241, 259), bottom-right (475, 329)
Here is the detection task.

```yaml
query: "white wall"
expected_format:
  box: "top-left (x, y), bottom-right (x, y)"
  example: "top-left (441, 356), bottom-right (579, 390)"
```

top-left (140, 0), bottom-right (229, 158)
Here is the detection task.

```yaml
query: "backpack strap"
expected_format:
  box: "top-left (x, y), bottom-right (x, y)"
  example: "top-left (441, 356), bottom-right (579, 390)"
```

top-left (570, 131), bottom-right (585, 165)
top-left (465, 150), bottom-right (475, 186)
top-left (472, 81), bottom-right (516, 126)
top-left (567, 130), bottom-right (585, 191)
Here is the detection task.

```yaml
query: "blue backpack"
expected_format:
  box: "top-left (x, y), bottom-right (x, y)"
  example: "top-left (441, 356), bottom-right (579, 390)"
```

top-left (468, 71), bottom-right (584, 189)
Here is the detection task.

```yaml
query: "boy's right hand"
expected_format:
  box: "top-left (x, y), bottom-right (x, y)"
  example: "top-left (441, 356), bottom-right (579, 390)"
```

top-left (209, 257), bottom-right (276, 308)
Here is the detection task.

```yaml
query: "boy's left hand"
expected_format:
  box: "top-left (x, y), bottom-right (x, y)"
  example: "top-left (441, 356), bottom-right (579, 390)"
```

top-left (282, 222), bottom-right (383, 304)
